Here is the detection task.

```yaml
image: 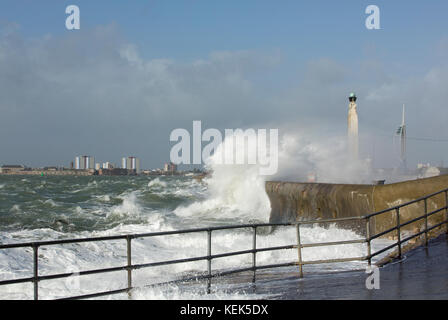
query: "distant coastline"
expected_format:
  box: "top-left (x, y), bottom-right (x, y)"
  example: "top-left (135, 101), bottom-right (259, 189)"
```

top-left (0, 166), bottom-right (205, 177)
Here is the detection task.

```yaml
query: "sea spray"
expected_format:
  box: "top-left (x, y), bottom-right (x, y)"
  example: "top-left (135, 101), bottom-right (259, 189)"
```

top-left (174, 131), bottom-right (272, 222)
top-left (173, 131), bottom-right (372, 223)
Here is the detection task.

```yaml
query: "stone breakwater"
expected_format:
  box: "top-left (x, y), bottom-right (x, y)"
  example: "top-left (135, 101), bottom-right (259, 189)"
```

top-left (266, 174), bottom-right (448, 237)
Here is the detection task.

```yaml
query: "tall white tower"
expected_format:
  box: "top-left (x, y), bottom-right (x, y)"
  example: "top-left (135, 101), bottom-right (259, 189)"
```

top-left (397, 104), bottom-right (407, 170)
top-left (348, 92), bottom-right (359, 161)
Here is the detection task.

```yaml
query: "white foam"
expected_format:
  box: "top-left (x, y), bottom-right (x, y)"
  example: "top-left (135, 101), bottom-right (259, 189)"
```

top-left (107, 192), bottom-right (142, 219)
top-left (148, 178), bottom-right (167, 188)
top-left (43, 199), bottom-right (58, 207)
top-left (96, 194), bottom-right (111, 202)
top-left (174, 134), bottom-right (271, 222)
top-left (9, 204), bottom-right (21, 214)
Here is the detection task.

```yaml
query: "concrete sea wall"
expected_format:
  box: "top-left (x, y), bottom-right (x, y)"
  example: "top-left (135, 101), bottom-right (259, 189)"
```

top-left (266, 175), bottom-right (448, 236)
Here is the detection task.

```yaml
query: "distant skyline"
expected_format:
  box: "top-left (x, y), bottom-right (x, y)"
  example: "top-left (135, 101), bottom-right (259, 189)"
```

top-left (1, 1), bottom-right (448, 169)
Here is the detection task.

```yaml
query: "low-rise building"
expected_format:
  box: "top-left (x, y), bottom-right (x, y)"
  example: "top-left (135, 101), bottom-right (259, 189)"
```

top-left (1, 165), bottom-right (25, 173)
top-left (98, 168), bottom-right (129, 176)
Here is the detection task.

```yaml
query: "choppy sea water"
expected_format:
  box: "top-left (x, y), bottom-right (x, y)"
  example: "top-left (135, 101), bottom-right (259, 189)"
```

top-left (0, 175), bottom-right (393, 300)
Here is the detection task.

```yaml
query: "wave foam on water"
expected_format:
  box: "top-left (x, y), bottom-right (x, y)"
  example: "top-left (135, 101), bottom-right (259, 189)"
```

top-left (148, 178), bottom-right (167, 189)
top-left (107, 192), bottom-right (142, 219)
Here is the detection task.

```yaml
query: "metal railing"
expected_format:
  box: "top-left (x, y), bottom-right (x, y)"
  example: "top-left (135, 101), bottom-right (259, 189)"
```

top-left (1, 187), bottom-right (447, 300)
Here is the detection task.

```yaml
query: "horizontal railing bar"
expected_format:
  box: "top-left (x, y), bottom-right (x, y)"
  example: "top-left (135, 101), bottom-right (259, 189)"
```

top-left (217, 264), bottom-right (368, 279)
top-left (0, 265), bottom-right (131, 286)
top-left (369, 242), bottom-right (399, 259)
top-left (299, 256), bottom-right (366, 265)
top-left (395, 206), bottom-right (445, 231)
top-left (364, 207), bottom-right (397, 219)
top-left (130, 223), bottom-right (291, 239)
top-left (369, 225), bottom-right (399, 241)
top-left (130, 245), bottom-right (298, 270)
top-left (132, 255), bottom-right (209, 270)
top-left (60, 272), bottom-right (217, 300)
top-left (426, 207), bottom-right (447, 218)
top-left (138, 274), bottom-right (213, 291)
top-left (0, 276), bottom-right (35, 286)
top-left (56, 287), bottom-right (130, 300)
top-left (132, 227), bottom-right (224, 239)
top-left (0, 223), bottom-right (292, 250)
top-left (300, 239), bottom-right (365, 248)
top-left (209, 249), bottom-right (258, 261)
top-left (297, 216), bottom-right (365, 225)
top-left (213, 266), bottom-right (256, 277)
top-left (253, 262), bottom-right (298, 271)
top-left (397, 214), bottom-right (427, 229)
top-left (0, 245), bottom-right (295, 286)
top-left (212, 244), bottom-right (297, 260)
top-left (0, 236), bottom-right (129, 249)
top-left (255, 245), bottom-right (296, 253)
top-left (426, 219), bottom-right (448, 233)
top-left (0, 218), bottom-right (365, 251)
top-left (38, 265), bottom-right (128, 282)
top-left (400, 230), bottom-right (427, 244)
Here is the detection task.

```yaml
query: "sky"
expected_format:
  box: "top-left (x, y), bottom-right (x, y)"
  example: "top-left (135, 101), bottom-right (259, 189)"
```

top-left (0, 0), bottom-right (448, 170)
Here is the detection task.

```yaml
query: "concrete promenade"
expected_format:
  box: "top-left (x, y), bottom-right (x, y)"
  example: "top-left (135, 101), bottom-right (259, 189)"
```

top-left (255, 233), bottom-right (448, 299)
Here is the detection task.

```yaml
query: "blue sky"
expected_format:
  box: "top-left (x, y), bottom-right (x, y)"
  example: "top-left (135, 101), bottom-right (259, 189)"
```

top-left (0, 1), bottom-right (448, 170)
top-left (2, 1), bottom-right (446, 65)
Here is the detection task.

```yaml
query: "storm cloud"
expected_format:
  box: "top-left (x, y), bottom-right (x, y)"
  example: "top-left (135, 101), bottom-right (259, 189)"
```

top-left (1, 23), bottom-right (448, 169)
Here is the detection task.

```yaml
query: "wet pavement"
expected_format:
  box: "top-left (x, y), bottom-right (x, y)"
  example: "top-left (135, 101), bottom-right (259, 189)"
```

top-left (246, 233), bottom-right (448, 299)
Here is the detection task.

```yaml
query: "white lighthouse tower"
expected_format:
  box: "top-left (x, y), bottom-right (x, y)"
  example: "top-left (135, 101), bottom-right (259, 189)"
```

top-left (348, 92), bottom-right (359, 161)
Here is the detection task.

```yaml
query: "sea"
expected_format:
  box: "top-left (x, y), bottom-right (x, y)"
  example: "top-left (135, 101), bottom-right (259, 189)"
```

top-left (0, 172), bottom-right (393, 300)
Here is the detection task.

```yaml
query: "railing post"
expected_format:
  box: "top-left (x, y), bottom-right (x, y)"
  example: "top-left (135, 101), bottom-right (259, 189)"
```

top-left (396, 208), bottom-right (401, 259)
top-left (207, 230), bottom-right (212, 294)
top-left (126, 236), bottom-right (132, 298)
top-left (296, 223), bottom-right (303, 278)
top-left (445, 191), bottom-right (448, 235)
top-left (32, 244), bottom-right (39, 301)
top-left (366, 217), bottom-right (372, 266)
top-left (424, 198), bottom-right (428, 246)
top-left (252, 226), bottom-right (257, 283)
